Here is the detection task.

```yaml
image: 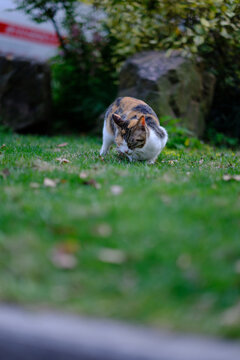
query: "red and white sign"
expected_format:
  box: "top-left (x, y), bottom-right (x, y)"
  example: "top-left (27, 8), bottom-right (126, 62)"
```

top-left (0, 21), bottom-right (59, 46)
top-left (0, 0), bottom-right (60, 61)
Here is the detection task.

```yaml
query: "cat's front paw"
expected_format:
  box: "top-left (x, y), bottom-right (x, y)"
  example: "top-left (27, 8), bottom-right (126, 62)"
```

top-left (147, 159), bottom-right (156, 165)
top-left (100, 147), bottom-right (107, 156)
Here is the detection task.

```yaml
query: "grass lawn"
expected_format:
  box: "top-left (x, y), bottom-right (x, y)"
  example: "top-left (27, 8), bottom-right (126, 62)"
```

top-left (1, 132), bottom-right (240, 338)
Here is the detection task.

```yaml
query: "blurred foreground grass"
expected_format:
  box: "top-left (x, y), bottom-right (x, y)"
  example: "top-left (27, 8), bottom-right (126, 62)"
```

top-left (0, 133), bottom-right (240, 338)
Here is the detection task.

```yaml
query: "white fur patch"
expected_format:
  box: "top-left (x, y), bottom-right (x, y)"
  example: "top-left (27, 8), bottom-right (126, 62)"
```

top-left (132, 127), bottom-right (168, 162)
top-left (117, 140), bottom-right (131, 155)
top-left (100, 122), bottom-right (114, 156)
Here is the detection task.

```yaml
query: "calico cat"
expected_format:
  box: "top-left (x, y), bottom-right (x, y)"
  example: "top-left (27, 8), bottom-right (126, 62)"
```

top-left (100, 97), bottom-right (168, 164)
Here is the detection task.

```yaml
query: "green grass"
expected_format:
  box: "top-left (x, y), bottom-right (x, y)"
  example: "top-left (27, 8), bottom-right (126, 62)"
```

top-left (1, 132), bottom-right (240, 338)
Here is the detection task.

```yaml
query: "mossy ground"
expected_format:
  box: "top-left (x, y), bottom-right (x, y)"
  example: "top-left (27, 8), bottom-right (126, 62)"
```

top-left (1, 133), bottom-right (240, 337)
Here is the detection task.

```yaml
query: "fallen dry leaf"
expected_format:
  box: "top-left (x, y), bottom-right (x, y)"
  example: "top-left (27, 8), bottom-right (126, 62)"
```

top-left (168, 159), bottom-right (178, 165)
top-left (82, 178), bottom-right (101, 189)
top-left (110, 185), bottom-right (123, 195)
top-left (222, 174), bottom-right (240, 181)
top-left (50, 241), bottom-right (79, 269)
top-left (50, 250), bottom-right (77, 269)
top-left (56, 157), bottom-right (70, 164)
top-left (0, 168), bottom-right (10, 179)
top-left (44, 178), bottom-right (57, 187)
top-left (79, 171), bottom-right (88, 179)
top-left (60, 240), bottom-right (79, 253)
top-left (223, 174), bottom-right (231, 181)
top-left (57, 142), bottom-right (68, 148)
top-left (30, 182), bottom-right (40, 189)
top-left (97, 248), bottom-right (126, 264)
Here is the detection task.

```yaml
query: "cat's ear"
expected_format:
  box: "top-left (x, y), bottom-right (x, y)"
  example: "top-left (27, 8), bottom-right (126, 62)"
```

top-left (137, 115), bottom-right (146, 128)
top-left (112, 113), bottom-right (125, 128)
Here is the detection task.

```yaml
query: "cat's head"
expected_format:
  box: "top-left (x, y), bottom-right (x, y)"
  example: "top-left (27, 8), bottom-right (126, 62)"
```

top-left (112, 113), bottom-right (147, 151)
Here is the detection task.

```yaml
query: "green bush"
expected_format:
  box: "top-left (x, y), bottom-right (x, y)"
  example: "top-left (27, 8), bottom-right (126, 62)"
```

top-left (50, 27), bottom-right (117, 132)
top-left (15, 0), bottom-right (117, 132)
top-left (49, 6), bottom-right (118, 132)
top-left (94, 0), bottom-right (240, 70)
top-left (207, 128), bottom-right (239, 148)
top-left (163, 118), bottom-right (203, 149)
top-left (94, 0), bottom-right (240, 142)
top-left (16, 0), bottom-right (240, 141)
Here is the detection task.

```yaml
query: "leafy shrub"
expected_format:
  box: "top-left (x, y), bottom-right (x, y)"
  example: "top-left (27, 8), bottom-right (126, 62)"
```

top-left (94, 0), bottom-right (240, 70)
top-left (15, 0), bottom-right (117, 132)
top-left (16, 0), bottom-right (240, 142)
top-left (94, 0), bottom-right (240, 142)
top-left (50, 26), bottom-right (117, 132)
top-left (161, 118), bottom-right (203, 149)
top-left (207, 128), bottom-right (239, 148)
top-left (0, 123), bottom-right (12, 135)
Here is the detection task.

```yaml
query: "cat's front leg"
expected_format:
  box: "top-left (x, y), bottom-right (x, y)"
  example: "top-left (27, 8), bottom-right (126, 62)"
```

top-left (100, 126), bottom-right (114, 156)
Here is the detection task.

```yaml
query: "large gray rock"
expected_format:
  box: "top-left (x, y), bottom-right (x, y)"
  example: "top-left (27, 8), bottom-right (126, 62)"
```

top-left (0, 55), bottom-right (51, 131)
top-left (119, 51), bottom-right (216, 136)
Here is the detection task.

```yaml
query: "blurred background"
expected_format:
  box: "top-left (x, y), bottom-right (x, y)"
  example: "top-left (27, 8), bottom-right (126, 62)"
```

top-left (0, 0), bottom-right (239, 147)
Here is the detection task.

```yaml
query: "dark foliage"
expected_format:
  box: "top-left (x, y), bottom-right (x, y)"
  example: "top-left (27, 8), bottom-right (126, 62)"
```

top-left (51, 25), bottom-right (117, 132)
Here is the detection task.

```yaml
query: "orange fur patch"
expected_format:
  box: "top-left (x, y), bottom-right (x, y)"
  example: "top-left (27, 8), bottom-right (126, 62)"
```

top-left (106, 103), bottom-right (118, 135)
top-left (115, 133), bottom-right (123, 146)
top-left (106, 120), bottom-right (114, 135)
top-left (127, 119), bottom-right (138, 128)
top-left (139, 115), bottom-right (146, 126)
